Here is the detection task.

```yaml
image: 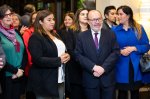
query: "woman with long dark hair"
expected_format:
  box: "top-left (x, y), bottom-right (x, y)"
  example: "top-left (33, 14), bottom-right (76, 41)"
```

top-left (112, 5), bottom-right (149, 99)
top-left (27, 10), bottom-right (70, 99)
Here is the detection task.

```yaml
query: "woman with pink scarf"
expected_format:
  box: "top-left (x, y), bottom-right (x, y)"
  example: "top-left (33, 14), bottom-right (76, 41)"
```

top-left (0, 4), bottom-right (27, 99)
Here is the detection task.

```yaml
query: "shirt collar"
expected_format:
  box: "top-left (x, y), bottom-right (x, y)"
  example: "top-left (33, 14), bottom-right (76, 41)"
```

top-left (91, 29), bottom-right (101, 35)
top-left (115, 24), bottom-right (134, 31)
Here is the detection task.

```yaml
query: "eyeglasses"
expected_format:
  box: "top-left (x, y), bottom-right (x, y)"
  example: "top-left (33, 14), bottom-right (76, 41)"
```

top-left (4, 13), bottom-right (14, 17)
top-left (88, 18), bottom-right (103, 22)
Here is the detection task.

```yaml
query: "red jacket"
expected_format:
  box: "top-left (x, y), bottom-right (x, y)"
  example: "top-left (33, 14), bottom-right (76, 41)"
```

top-left (23, 27), bottom-right (34, 76)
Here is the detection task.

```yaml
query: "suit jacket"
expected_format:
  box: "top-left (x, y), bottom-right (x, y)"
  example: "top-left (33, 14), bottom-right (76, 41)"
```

top-left (102, 19), bottom-right (117, 30)
top-left (75, 29), bottom-right (120, 88)
top-left (28, 33), bottom-right (61, 97)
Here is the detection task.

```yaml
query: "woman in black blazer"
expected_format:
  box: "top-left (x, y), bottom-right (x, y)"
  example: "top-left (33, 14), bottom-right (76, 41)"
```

top-left (28, 10), bottom-right (70, 99)
top-left (59, 8), bottom-right (89, 99)
top-left (58, 11), bottom-right (75, 98)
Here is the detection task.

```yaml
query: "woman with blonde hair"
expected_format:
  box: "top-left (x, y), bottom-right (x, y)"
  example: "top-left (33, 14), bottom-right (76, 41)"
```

top-left (58, 11), bottom-right (75, 98)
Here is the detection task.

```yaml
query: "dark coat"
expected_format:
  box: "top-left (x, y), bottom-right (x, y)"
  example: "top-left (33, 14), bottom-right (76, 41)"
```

top-left (58, 29), bottom-right (82, 84)
top-left (28, 33), bottom-right (61, 97)
top-left (102, 19), bottom-right (117, 30)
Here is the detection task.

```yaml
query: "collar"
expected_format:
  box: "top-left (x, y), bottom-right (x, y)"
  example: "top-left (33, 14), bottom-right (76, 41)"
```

top-left (0, 21), bottom-right (14, 30)
top-left (91, 29), bottom-right (101, 35)
top-left (114, 24), bottom-right (134, 31)
top-left (104, 19), bottom-right (112, 28)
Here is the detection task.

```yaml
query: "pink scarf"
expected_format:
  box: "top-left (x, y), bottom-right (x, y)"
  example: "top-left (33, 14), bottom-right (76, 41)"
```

top-left (0, 23), bottom-right (20, 52)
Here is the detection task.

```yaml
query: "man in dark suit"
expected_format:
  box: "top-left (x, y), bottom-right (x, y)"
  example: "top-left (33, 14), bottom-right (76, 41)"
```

top-left (75, 10), bottom-right (120, 99)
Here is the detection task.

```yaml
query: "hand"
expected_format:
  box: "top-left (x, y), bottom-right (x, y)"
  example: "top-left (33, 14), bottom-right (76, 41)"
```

top-left (120, 49), bottom-right (130, 56)
top-left (16, 69), bottom-right (24, 78)
top-left (92, 65), bottom-right (105, 77)
top-left (121, 46), bottom-right (137, 56)
top-left (0, 58), bottom-right (4, 69)
top-left (124, 46), bottom-right (137, 52)
top-left (93, 71), bottom-right (101, 77)
top-left (60, 53), bottom-right (70, 64)
top-left (20, 26), bottom-right (28, 35)
top-left (12, 74), bottom-right (18, 79)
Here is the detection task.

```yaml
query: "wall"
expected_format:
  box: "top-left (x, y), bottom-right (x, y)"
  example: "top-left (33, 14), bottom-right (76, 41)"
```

top-left (96, 0), bottom-right (150, 39)
top-left (96, 0), bottom-right (140, 21)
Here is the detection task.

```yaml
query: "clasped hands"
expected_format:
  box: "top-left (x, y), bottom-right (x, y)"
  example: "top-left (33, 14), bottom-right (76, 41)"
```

top-left (92, 65), bottom-right (105, 77)
top-left (60, 53), bottom-right (70, 64)
top-left (121, 46), bottom-right (137, 56)
top-left (12, 69), bottom-right (24, 79)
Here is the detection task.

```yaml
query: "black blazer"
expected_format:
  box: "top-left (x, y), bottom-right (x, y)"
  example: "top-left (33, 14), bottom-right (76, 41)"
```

top-left (58, 29), bottom-right (82, 85)
top-left (75, 29), bottom-right (120, 88)
top-left (28, 33), bottom-right (61, 97)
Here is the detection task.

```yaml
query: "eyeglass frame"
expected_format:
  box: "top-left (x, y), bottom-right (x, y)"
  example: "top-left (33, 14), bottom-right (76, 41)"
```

top-left (4, 12), bottom-right (14, 18)
top-left (88, 18), bottom-right (103, 23)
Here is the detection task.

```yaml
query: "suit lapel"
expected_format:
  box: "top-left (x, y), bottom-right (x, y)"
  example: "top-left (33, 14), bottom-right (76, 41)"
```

top-left (86, 30), bottom-right (99, 56)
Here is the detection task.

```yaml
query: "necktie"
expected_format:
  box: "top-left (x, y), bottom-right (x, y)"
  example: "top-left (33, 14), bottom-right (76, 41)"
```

top-left (94, 33), bottom-right (99, 49)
